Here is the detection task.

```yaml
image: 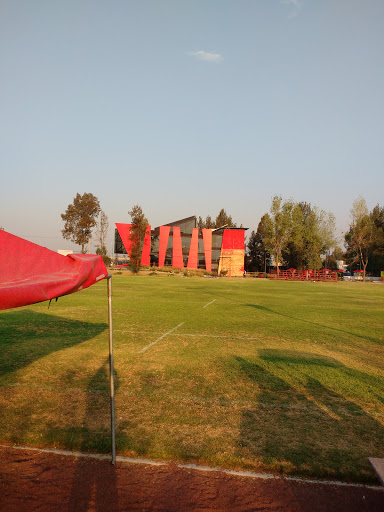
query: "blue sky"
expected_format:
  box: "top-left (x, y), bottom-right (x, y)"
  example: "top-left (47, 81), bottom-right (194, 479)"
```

top-left (1, 0), bottom-right (384, 253)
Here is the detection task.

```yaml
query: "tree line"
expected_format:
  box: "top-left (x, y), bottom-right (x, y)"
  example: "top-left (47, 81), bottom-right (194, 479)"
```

top-left (61, 193), bottom-right (384, 280)
top-left (197, 209), bottom-right (239, 229)
top-left (247, 196), bottom-right (336, 274)
top-left (246, 195), bottom-right (384, 281)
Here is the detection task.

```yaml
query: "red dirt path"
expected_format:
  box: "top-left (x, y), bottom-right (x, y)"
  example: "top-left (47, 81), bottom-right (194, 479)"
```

top-left (1, 445), bottom-right (384, 512)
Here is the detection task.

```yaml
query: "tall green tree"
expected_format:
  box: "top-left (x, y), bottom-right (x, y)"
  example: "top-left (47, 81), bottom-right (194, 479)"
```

top-left (205, 215), bottom-right (215, 228)
top-left (197, 215), bottom-right (214, 229)
top-left (214, 208), bottom-right (236, 228)
top-left (128, 205), bottom-right (149, 273)
top-left (282, 202), bottom-right (336, 270)
top-left (317, 208), bottom-right (337, 269)
top-left (371, 204), bottom-right (384, 233)
top-left (95, 210), bottom-right (110, 265)
top-left (371, 205), bottom-right (384, 255)
top-left (95, 210), bottom-right (109, 256)
top-left (327, 247), bottom-right (345, 271)
top-left (61, 193), bottom-right (100, 253)
top-left (344, 197), bottom-right (376, 281)
top-left (246, 215), bottom-right (269, 272)
top-left (281, 202), bottom-right (307, 269)
top-left (368, 205), bottom-right (384, 274)
top-left (263, 196), bottom-right (296, 273)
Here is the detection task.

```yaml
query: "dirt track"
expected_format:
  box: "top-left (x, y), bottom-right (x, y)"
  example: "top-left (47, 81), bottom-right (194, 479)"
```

top-left (1, 444), bottom-right (384, 512)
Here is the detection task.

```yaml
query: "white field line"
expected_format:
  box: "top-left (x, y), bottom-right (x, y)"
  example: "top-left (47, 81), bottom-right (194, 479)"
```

top-left (138, 322), bottom-right (184, 353)
top-left (116, 329), bottom-right (258, 341)
top-left (170, 333), bottom-right (258, 340)
top-left (202, 299), bottom-right (216, 309)
top-left (2, 444), bottom-right (383, 491)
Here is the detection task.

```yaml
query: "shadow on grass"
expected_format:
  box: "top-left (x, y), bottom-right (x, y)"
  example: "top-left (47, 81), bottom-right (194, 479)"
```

top-left (42, 361), bottom-right (152, 451)
top-left (259, 349), bottom-right (343, 368)
top-left (235, 353), bottom-right (384, 482)
top-left (10, 359), bottom-right (124, 511)
top-left (43, 360), bottom-right (121, 453)
top-left (260, 349), bottom-right (384, 397)
top-left (202, 287), bottom-right (381, 344)
top-left (47, 361), bottom-right (158, 510)
top-left (0, 309), bottom-right (107, 377)
top-left (66, 360), bottom-right (119, 511)
top-left (243, 303), bottom-right (382, 345)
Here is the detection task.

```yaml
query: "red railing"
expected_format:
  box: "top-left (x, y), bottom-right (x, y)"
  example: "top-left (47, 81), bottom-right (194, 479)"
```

top-left (270, 269), bottom-right (337, 282)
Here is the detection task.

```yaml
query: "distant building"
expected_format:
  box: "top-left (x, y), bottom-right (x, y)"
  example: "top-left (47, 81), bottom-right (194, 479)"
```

top-left (336, 260), bottom-right (348, 271)
top-left (114, 216), bottom-right (248, 277)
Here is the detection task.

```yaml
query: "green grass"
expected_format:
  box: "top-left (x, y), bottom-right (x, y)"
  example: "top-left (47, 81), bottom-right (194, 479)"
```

top-left (1, 275), bottom-right (384, 483)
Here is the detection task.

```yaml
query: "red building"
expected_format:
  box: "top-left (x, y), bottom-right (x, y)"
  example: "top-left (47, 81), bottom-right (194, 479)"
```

top-left (115, 216), bottom-right (247, 277)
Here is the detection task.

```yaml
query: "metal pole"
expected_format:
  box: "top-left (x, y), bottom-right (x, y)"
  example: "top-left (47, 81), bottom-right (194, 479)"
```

top-left (107, 275), bottom-right (116, 464)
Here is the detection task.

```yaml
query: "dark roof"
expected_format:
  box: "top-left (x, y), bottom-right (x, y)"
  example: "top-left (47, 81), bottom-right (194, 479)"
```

top-left (164, 216), bottom-right (197, 228)
top-left (213, 226), bottom-right (249, 232)
top-left (152, 216), bottom-right (248, 233)
top-left (153, 215), bottom-right (196, 230)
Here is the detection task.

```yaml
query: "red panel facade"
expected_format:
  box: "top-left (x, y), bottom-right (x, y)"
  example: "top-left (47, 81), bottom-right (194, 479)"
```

top-left (158, 225), bottom-right (170, 267)
top-left (115, 223), bottom-right (151, 266)
top-left (202, 229), bottom-right (212, 272)
top-left (187, 228), bottom-right (199, 269)
top-left (141, 227), bottom-right (151, 266)
top-left (117, 220), bottom-right (247, 275)
top-left (221, 229), bottom-right (245, 250)
top-left (220, 229), bottom-right (245, 276)
top-left (172, 226), bottom-right (184, 268)
top-left (115, 223), bottom-right (132, 255)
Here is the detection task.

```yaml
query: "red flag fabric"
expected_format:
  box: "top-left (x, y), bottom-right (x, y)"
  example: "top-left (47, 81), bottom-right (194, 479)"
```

top-left (0, 231), bottom-right (108, 311)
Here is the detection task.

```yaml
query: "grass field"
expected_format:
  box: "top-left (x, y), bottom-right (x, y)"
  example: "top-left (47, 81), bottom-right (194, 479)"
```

top-left (1, 274), bottom-right (384, 483)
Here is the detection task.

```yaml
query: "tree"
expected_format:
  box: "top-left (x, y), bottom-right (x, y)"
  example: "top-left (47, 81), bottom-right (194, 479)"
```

top-left (61, 193), bottom-right (100, 253)
top-left (317, 208), bottom-right (336, 269)
top-left (246, 215), bottom-right (269, 272)
top-left (263, 196), bottom-right (296, 273)
top-left (371, 205), bottom-right (384, 234)
top-left (281, 202), bottom-right (307, 269)
top-left (281, 202), bottom-right (336, 271)
top-left (344, 197), bottom-right (376, 281)
top-left (197, 215), bottom-right (215, 229)
top-left (95, 210), bottom-right (109, 256)
top-left (128, 205), bottom-right (149, 273)
top-left (94, 210), bottom-right (110, 265)
top-left (96, 247), bottom-right (112, 267)
top-left (368, 205), bottom-right (384, 275)
top-left (198, 209), bottom-right (237, 229)
top-left (327, 247), bottom-right (345, 271)
top-left (214, 209), bottom-right (236, 228)
top-left (197, 216), bottom-right (204, 229)
top-left (205, 215), bottom-right (215, 229)
top-left (371, 205), bottom-right (384, 257)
